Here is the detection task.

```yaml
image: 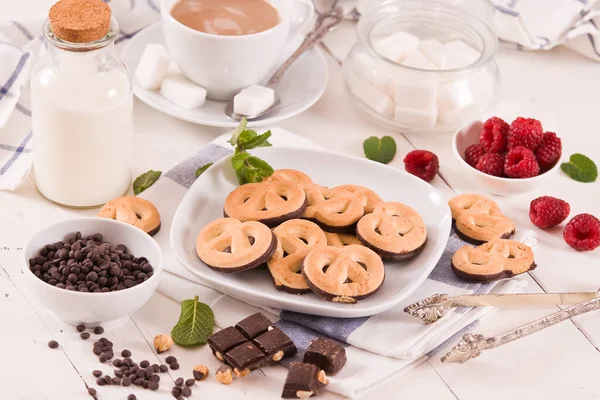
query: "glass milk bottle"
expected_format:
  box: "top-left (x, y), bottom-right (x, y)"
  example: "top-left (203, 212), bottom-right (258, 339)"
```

top-left (31, 0), bottom-right (132, 208)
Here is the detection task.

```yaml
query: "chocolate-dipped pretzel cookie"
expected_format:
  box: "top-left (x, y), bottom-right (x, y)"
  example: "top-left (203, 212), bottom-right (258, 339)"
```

top-left (330, 185), bottom-right (383, 214)
top-left (196, 218), bottom-right (276, 272)
top-left (452, 239), bottom-right (536, 282)
top-left (356, 202), bottom-right (427, 260)
top-left (302, 245), bottom-right (385, 303)
top-left (97, 196), bottom-right (161, 236)
top-left (224, 181), bottom-right (307, 227)
top-left (267, 219), bottom-right (327, 294)
top-left (263, 169), bottom-right (313, 189)
top-left (301, 184), bottom-right (364, 233)
top-left (448, 194), bottom-right (502, 221)
top-left (324, 232), bottom-right (362, 248)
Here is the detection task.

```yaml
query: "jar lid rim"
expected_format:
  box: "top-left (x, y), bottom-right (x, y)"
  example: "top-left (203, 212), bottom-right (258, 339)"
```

top-left (43, 18), bottom-right (119, 51)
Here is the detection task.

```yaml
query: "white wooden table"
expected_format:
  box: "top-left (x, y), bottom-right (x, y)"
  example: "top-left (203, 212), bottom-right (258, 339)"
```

top-left (3, 1), bottom-right (600, 399)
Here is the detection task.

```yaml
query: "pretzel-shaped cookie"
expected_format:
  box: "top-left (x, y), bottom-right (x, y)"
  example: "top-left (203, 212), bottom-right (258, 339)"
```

top-left (196, 218), bottom-right (276, 273)
top-left (267, 219), bottom-right (327, 294)
top-left (330, 185), bottom-right (383, 213)
top-left (97, 196), bottom-right (161, 236)
top-left (301, 184), bottom-right (364, 233)
top-left (455, 213), bottom-right (515, 245)
top-left (452, 239), bottom-right (536, 282)
top-left (356, 202), bottom-right (427, 260)
top-left (263, 169), bottom-right (313, 189)
top-left (448, 194), bottom-right (502, 221)
top-left (302, 245), bottom-right (385, 303)
top-left (324, 232), bottom-right (362, 248)
top-left (224, 181), bottom-right (307, 227)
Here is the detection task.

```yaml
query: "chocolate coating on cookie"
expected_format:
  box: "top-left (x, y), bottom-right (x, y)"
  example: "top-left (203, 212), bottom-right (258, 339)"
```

top-left (455, 228), bottom-right (514, 246)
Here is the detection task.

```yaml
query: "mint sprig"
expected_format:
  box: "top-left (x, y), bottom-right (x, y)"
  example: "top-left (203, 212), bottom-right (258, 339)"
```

top-left (133, 170), bottom-right (162, 195)
top-left (229, 118), bottom-right (274, 184)
top-left (560, 153), bottom-right (597, 183)
top-left (363, 136), bottom-right (397, 164)
top-left (171, 296), bottom-right (215, 347)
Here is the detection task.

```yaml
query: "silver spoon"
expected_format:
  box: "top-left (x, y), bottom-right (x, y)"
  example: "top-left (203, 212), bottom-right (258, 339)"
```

top-left (225, 6), bottom-right (344, 121)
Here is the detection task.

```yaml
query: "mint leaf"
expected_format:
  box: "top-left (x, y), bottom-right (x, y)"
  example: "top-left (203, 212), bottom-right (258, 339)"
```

top-left (237, 129), bottom-right (258, 145)
top-left (171, 296), bottom-right (214, 347)
top-left (195, 163), bottom-right (213, 177)
top-left (246, 156), bottom-right (274, 176)
top-left (241, 131), bottom-right (272, 150)
top-left (363, 136), bottom-right (397, 164)
top-left (231, 152), bottom-right (250, 171)
top-left (560, 153), bottom-right (597, 183)
top-left (133, 170), bottom-right (161, 195)
top-left (228, 118), bottom-right (248, 146)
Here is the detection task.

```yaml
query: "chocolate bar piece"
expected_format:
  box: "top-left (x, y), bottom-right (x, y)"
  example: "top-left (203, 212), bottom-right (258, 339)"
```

top-left (235, 312), bottom-right (273, 339)
top-left (281, 363), bottom-right (327, 399)
top-left (207, 326), bottom-right (247, 361)
top-left (303, 338), bottom-right (346, 375)
top-left (223, 342), bottom-right (267, 376)
top-left (253, 327), bottom-right (297, 363)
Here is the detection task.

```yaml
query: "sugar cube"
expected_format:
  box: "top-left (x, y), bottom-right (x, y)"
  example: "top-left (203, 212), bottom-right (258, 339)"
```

top-left (233, 85), bottom-right (275, 116)
top-left (394, 78), bottom-right (437, 109)
top-left (419, 39), bottom-right (446, 69)
top-left (394, 105), bottom-right (437, 128)
top-left (401, 50), bottom-right (437, 70)
top-left (437, 72), bottom-right (492, 124)
top-left (347, 70), bottom-right (394, 117)
top-left (134, 44), bottom-right (171, 90)
top-left (165, 61), bottom-right (182, 78)
top-left (373, 31), bottom-right (419, 63)
top-left (160, 76), bottom-right (207, 109)
top-left (352, 52), bottom-right (396, 98)
top-left (443, 41), bottom-right (480, 69)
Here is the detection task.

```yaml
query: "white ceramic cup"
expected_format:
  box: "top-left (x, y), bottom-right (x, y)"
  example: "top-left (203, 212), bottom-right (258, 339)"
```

top-left (161, 0), bottom-right (315, 101)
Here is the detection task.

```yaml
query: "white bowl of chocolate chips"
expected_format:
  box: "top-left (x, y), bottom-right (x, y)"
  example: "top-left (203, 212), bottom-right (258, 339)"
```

top-left (24, 217), bottom-right (163, 325)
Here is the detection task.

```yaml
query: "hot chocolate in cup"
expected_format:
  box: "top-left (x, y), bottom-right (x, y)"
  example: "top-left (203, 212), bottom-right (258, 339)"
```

top-left (161, 0), bottom-right (314, 101)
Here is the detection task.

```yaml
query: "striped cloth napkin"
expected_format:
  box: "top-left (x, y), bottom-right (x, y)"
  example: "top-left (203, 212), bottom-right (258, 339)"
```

top-left (139, 129), bottom-right (532, 398)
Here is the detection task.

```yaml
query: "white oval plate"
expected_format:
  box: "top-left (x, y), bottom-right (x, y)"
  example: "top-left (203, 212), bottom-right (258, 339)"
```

top-left (121, 23), bottom-right (329, 128)
top-left (170, 147), bottom-right (451, 318)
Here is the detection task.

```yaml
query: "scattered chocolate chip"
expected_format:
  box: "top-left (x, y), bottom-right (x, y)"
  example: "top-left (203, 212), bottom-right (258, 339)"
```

top-left (113, 359), bottom-right (122, 367)
top-left (92, 370), bottom-right (102, 377)
top-left (149, 380), bottom-right (159, 390)
top-left (140, 360), bottom-right (150, 368)
top-left (94, 326), bottom-right (104, 335)
top-left (152, 364), bottom-right (159, 373)
top-left (104, 375), bottom-right (112, 385)
top-left (175, 377), bottom-right (184, 387)
top-left (122, 377), bottom-right (132, 387)
top-left (77, 324), bottom-right (86, 333)
top-left (165, 355), bottom-right (177, 364)
top-left (99, 355), bottom-right (107, 363)
top-left (182, 386), bottom-right (192, 397)
top-left (160, 364), bottom-right (169, 373)
top-left (80, 332), bottom-right (91, 340)
top-left (93, 347), bottom-right (103, 355)
top-left (133, 378), bottom-right (143, 386)
top-left (142, 381), bottom-right (149, 389)
top-left (171, 387), bottom-right (182, 398)
top-left (112, 377), bottom-right (121, 385)
top-left (150, 374), bottom-right (160, 382)
top-left (185, 379), bottom-right (195, 386)
top-left (48, 340), bottom-right (59, 349)
top-left (87, 388), bottom-right (97, 396)
top-left (96, 378), bottom-right (105, 386)
top-left (170, 362), bottom-right (180, 371)
top-left (114, 369), bottom-right (124, 378)
top-left (127, 395), bottom-right (136, 400)
top-left (121, 349), bottom-right (131, 357)
top-left (136, 369), bottom-right (146, 378)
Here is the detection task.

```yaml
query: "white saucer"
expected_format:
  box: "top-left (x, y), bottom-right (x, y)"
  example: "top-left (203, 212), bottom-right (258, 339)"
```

top-left (121, 23), bottom-right (329, 128)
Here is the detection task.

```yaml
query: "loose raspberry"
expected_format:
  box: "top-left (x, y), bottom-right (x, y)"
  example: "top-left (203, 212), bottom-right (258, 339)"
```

top-left (475, 153), bottom-right (505, 177)
top-left (507, 117), bottom-right (544, 151)
top-left (504, 146), bottom-right (540, 178)
top-left (479, 117), bottom-right (509, 153)
top-left (535, 132), bottom-right (562, 170)
top-left (529, 196), bottom-right (570, 229)
top-left (563, 214), bottom-right (600, 251)
top-left (464, 144), bottom-right (487, 167)
top-left (404, 150), bottom-right (439, 182)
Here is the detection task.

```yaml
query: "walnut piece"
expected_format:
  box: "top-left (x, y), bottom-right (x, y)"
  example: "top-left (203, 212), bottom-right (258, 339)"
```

top-left (216, 365), bottom-right (233, 385)
top-left (153, 334), bottom-right (173, 354)
top-left (296, 391), bottom-right (314, 399)
top-left (193, 364), bottom-right (209, 381)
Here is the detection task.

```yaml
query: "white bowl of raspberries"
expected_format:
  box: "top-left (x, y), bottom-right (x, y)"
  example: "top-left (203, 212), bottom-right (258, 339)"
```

top-left (453, 116), bottom-right (563, 195)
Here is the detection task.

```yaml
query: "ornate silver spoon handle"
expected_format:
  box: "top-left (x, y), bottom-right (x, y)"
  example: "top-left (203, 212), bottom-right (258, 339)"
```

top-left (404, 291), bottom-right (600, 324)
top-left (266, 7), bottom-right (343, 89)
top-left (441, 296), bottom-right (600, 363)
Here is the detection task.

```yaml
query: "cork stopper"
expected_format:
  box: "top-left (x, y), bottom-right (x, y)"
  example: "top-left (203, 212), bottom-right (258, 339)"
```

top-left (49, 0), bottom-right (111, 43)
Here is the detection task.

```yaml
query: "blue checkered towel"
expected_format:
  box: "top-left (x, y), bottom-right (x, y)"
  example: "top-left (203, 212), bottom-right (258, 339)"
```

top-left (141, 130), bottom-right (536, 398)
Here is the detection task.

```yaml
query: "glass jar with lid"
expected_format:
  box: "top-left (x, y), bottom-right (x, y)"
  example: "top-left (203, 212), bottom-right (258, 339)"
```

top-left (343, 0), bottom-right (500, 134)
top-left (31, 0), bottom-right (133, 208)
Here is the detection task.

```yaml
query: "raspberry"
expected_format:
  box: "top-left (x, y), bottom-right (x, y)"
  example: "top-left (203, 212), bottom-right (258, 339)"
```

top-left (479, 117), bottom-right (508, 153)
top-left (475, 153), bottom-right (505, 177)
top-left (504, 146), bottom-right (540, 178)
top-left (464, 144), bottom-right (487, 167)
top-left (529, 196), bottom-right (570, 229)
top-left (404, 150), bottom-right (439, 182)
top-left (563, 214), bottom-right (600, 251)
top-left (507, 117), bottom-right (544, 150)
top-left (535, 132), bottom-right (562, 170)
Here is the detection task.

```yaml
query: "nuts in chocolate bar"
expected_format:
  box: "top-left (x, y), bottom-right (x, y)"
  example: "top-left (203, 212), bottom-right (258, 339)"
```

top-left (28, 231), bottom-right (154, 293)
top-left (154, 334), bottom-right (174, 353)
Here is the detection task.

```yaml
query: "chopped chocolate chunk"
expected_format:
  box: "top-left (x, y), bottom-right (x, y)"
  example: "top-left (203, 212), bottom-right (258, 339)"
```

top-left (208, 326), bottom-right (247, 361)
top-left (253, 327), bottom-right (296, 363)
top-left (223, 342), bottom-right (267, 374)
top-left (235, 312), bottom-right (273, 339)
top-left (303, 338), bottom-right (347, 375)
top-left (281, 363), bottom-right (327, 399)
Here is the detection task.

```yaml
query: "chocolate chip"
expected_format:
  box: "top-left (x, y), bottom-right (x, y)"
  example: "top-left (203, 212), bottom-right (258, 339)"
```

top-left (96, 378), bottom-right (105, 386)
top-left (175, 377), bottom-right (184, 387)
top-left (159, 364), bottom-right (169, 373)
top-left (114, 369), bottom-right (124, 378)
top-left (185, 379), bottom-right (195, 387)
top-left (122, 377), bottom-right (132, 386)
top-left (93, 347), bottom-right (103, 355)
top-left (182, 386), bottom-right (192, 397)
top-left (112, 377), bottom-right (121, 385)
top-left (92, 370), bottom-right (102, 377)
top-left (165, 356), bottom-right (177, 364)
top-left (140, 360), bottom-right (150, 368)
top-left (48, 340), bottom-right (59, 349)
top-left (142, 381), bottom-right (149, 389)
top-left (80, 332), bottom-right (91, 340)
top-left (87, 387), bottom-right (97, 396)
top-left (150, 374), bottom-right (160, 382)
top-left (152, 364), bottom-right (159, 372)
top-left (104, 375), bottom-right (112, 385)
top-left (149, 380), bottom-right (159, 390)
top-left (76, 324), bottom-right (86, 333)
top-left (170, 362), bottom-right (180, 370)
top-left (121, 349), bottom-right (131, 357)
top-left (94, 326), bottom-right (104, 334)
top-left (136, 369), bottom-right (146, 378)
top-left (127, 395), bottom-right (136, 400)
top-left (133, 378), bottom-right (143, 386)
top-left (171, 387), bottom-right (182, 398)
top-left (99, 355), bottom-right (107, 363)
top-left (113, 359), bottom-right (122, 367)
